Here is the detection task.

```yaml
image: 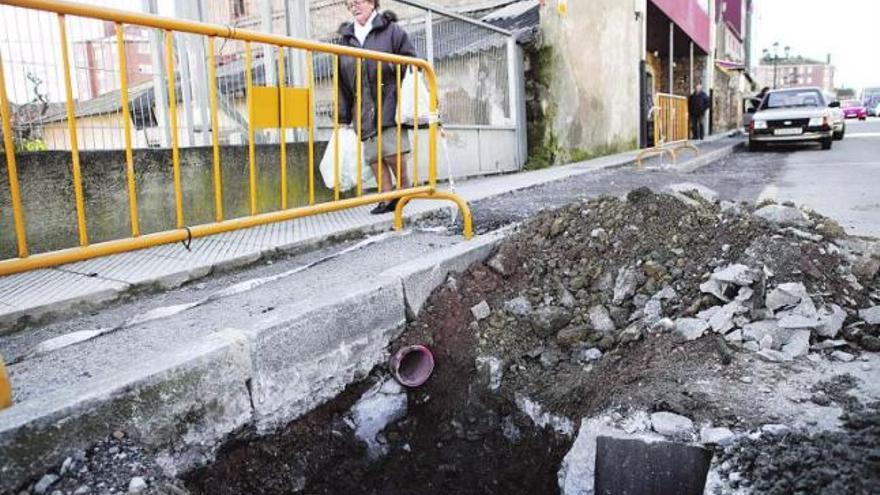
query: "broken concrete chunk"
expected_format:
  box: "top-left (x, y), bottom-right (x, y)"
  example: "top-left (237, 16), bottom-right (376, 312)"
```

top-left (650, 412), bottom-right (694, 439)
top-left (725, 329), bottom-right (743, 343)
top-left (756, 349), bottom-right (793, 362)
top-left (781, 329), bottom-right (811, 358)
top-left (667, 182), bottom-right (720, 204)
top-left (708, 301), bottom-right (747, 334)
top-left (643, 299), bottom-right (663, 323)
top-left (589, 305), bottom-right (617, 333)
top-left (504, 296), bottom-right (533, 317)
top-left (831, 350), bottom-right (855, 362)
top-left (743, 341), bottom-right (760, 352)
top-left (765, 282), bottom-right (808, 311)
top-left (816, 305), bottom-right (846, 338)
top-left (759, 335), bottom-right (774, 350)
top-left (486, 250), bottom-right (511, 276)
top-left (754, 204), bottom-right (811, 227)
top-left (859, 305), bottom-right (880, 325)
top-left (700, 426), bottom-right (735, 446)
top-left (735, 287), bottom-right (754, 302)
top-left (533, 306), bottom-right (574, 337)
top-left (711, 264), bottom-right (758, 286)
top-left (810, 339), bottom-right (848, 350)
top-left (612, 266), bottom-right (644, 305)
top-left (699, 279), bottom-right (730, 302)
top-left (697, 306), bottom-right (721, 321)
top-left (471, 300), bottom-right (491, 321)
top-left (674, 318), bottom-right (709, 341)
top-left (349, 378), bottom-right (407, 458)
top-left (742, 319), bottom-right (780, 343)
top-left (777, 313), bottom-right (821, 329)
top-left (760, 424), bottom-right (791, 436)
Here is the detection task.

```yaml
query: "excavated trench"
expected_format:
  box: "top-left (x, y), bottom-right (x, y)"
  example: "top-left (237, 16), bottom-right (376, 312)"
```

top-left (182, 188), bottom-right (880, 494)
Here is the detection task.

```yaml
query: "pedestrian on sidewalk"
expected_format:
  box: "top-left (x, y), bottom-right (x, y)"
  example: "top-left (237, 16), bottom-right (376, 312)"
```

top-left (688, 83), bottom-right (710, 140)
top-left (337, 0), bottom-right (417, 215)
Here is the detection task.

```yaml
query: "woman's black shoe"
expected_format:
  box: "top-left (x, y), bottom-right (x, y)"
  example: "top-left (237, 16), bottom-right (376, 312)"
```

top-left (370, 202), bottom-right (389, 215)
top-left (386, 198), bottom-right (400, 212)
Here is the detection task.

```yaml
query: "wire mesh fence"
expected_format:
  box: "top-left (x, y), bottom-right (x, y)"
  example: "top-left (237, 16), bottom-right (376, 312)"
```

top-left (0, 0), bottom-right (515, 153)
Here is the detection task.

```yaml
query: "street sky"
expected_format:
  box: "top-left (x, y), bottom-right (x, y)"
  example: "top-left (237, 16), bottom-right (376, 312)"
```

top-left (752, 0), bottom-right (880, 90)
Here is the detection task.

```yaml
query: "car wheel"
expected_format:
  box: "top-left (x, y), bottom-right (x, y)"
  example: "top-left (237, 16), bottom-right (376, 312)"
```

top-left (749, 140), bottom-right (763, 152)
top-left (821, 137), bottom-right (833, 150)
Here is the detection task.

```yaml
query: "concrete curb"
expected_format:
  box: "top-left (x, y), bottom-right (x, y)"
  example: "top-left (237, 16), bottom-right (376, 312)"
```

top-left (0, 329), bottom-right (253, 492)
top-left (678, 141), bottom-right (744, 173)
top-left (0, 228), bottom-right (514, 490)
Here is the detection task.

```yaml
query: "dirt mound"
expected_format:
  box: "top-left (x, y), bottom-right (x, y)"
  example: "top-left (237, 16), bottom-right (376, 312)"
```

top-left (185, 187), bottom-right (880, 494)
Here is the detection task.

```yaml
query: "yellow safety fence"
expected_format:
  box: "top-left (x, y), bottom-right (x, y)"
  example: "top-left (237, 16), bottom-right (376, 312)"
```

top-left (637, 92), bottom-right (699, 167)
top-left (0, 356), bottom-right (10, 410)
top-left (0, 0), bottom-right (472, 276)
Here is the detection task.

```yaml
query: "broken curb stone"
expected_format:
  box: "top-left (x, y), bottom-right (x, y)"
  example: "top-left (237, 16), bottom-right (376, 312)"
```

top-left (471, 300), bottom-right (491, 321)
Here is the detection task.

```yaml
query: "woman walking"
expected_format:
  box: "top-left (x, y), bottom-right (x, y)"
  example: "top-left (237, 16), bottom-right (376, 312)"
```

top-left (338, 0), bottom-right (417, 214)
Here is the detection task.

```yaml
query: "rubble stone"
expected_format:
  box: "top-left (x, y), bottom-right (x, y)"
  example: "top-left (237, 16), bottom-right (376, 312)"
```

top-left (754, 204), bottom-right (810, 227)
top-left (711, 264), bottom-right (758, 286)
top-left (504, 296), bottom-right (533, 317)
top-left (612, 266), bottom-right (644, 305)
top-left (757, 349), bottom-right (793, 362)
top-left (781, 330), bottom-right (811, 358)
top-left (667, 182), bottom-right (720, 204)
top-left (700, 427), bottom-right (736, 446)
top-left (589, 305), bottom-right (616, 333)
top-left (831, 350), bottom-right (855, 362)
top-left (860, 335), bottom-right (880, 352)
top-left (708, 301), bottom-right (747, 334)
top-left (471, 301), bottom-right (491, 321)
top-left (859, 306), bottom-right (880, 325)
top-left (675, 318), bottom-right (709, 341)
top-left (816, 304), bottom-right (847, 338)
top-left (532, 307), bottom-right (573, 337)
top-left (765, 282), bottom-right (808, 311)
top-left (650, 412), bottom-right (694, 439)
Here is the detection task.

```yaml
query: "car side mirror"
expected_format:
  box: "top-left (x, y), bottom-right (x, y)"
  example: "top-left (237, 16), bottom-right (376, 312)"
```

top-left (828, 101), bottom-right (840, 108)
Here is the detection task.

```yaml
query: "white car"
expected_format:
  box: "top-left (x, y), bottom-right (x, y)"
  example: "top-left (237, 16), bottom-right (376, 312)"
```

top-left (825, 93), bottom-right (845, 140)
top-left (749, 87), bottom-right (837, 151)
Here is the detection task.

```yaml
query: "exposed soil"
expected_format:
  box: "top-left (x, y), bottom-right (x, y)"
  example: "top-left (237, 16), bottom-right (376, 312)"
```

top-left (184, 188), bottom-right (880, 494)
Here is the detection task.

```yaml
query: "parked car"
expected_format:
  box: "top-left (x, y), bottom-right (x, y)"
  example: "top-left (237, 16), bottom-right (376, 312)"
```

top-left (825, 92), bottom-right (845, 140)
top-left (873, 103), bottom-right (880, 118)
top-left (841, 99), bottom-right (867, 120)
top-left (748, 87), bottom-right (837, 151)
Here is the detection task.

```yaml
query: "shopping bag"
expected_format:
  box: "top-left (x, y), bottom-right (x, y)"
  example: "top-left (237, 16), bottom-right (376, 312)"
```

top-left (319, 127), bottom-right (376, 192)
top-left (397, 68), bottom-right (435, 128)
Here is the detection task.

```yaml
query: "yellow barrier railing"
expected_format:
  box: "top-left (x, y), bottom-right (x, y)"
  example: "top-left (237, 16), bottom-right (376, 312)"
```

top-left (637, 92), bottom-right (699, 167)
top-left (0, 355), bottom-right (11, 410)
top-left (0, 0), bottom-right (472, 276)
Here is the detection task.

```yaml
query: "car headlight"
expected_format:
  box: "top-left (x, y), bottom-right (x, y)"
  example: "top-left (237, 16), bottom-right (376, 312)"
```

top-left (808, 117), bottom-right (825, 127)
top-left (753, 120), bottom-right (767, 129)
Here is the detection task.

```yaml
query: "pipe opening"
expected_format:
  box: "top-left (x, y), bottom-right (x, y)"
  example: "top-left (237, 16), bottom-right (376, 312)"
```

top-left (391, 345), bottom-right (434, 387)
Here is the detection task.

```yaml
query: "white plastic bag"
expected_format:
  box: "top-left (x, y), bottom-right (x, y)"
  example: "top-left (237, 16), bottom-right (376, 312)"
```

top-left (319, 127), bottom-right (376, 192)
top-left (397, 69), bottom-right (434, 127)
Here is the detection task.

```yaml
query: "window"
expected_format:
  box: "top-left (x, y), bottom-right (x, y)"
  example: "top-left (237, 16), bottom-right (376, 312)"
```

top-left (762, 89), bottom-right (825, 110)
top-left (231, 0), bottom-right (246, 18)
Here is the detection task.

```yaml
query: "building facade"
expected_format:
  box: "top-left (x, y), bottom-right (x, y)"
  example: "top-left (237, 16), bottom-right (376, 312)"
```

top-left (73, 22), bottom-right (153, 101)
top-left (755, 58), bottom-right (835, 93)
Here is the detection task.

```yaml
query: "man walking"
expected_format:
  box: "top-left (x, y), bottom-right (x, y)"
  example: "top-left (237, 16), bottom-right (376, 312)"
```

top-left (688, 83), bottom-right (710, 140)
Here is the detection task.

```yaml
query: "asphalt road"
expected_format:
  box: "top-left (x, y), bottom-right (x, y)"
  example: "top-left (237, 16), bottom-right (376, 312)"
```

top-left (753, 117), bottom-right (880, 238)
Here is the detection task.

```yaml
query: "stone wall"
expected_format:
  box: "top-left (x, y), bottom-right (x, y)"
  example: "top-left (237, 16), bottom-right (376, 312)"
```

top-left (524, 0), bottom-right (641, 168)
top-left (0, 143), bottom-right (327, 259)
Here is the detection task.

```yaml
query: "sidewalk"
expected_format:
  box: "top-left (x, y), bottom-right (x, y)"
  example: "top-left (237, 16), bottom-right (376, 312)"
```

top-left (0, 134), bottom-right (741, 333)
top-left (0, 133), bottom-right (742, 492)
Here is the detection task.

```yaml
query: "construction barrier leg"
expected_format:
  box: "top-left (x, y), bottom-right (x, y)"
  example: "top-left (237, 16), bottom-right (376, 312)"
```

top-left (394, 191), bottom-right (473, 240)
top-left (0, 356), bottom-right (11, 410)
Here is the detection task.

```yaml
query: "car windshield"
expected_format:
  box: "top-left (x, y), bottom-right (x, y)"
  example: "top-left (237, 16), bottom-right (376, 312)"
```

top-left (761, 90), bottom-right (824, 110)
top-left (842, 100), bottom-right (861, 108)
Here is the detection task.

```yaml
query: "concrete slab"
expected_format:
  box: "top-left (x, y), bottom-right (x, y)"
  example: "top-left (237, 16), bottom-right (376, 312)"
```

top-left (59, 251), bottom-right (212, 290)
top-left (0, 329), bottom-right (252, 493)
top-left (242, 277), bottom-right (407, 433)
top-left (383, 228), bottom-right (510, 319)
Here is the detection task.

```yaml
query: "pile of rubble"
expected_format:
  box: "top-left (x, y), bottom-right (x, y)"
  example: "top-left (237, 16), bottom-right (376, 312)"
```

top-left (473, 186), bottom-right (878, 400)
top-left (184, 184), bottom-right (880, 494)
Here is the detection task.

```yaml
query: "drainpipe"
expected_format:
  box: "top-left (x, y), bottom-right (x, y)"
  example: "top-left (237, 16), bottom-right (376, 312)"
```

top-left (144, 0), bottom-right (170, 147)
top-left (668, 21), bottom-right (674, 93)
top-left (638, 0), bottom-right (647, 148)
top-left (706, 0), bottom-right (716, 134)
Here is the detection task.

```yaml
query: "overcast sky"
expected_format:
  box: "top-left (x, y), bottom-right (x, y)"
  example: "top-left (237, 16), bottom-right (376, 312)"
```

top-left (752, 0), bottom-right (880, 90)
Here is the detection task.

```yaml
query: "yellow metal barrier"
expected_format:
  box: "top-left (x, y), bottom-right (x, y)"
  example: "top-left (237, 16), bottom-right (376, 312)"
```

top-left (0, 355), bottom-right (11, 410)
top-left (0, 0), bottom-right (472, 276)
top-left (637, 93), bottom-right (699, 167)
